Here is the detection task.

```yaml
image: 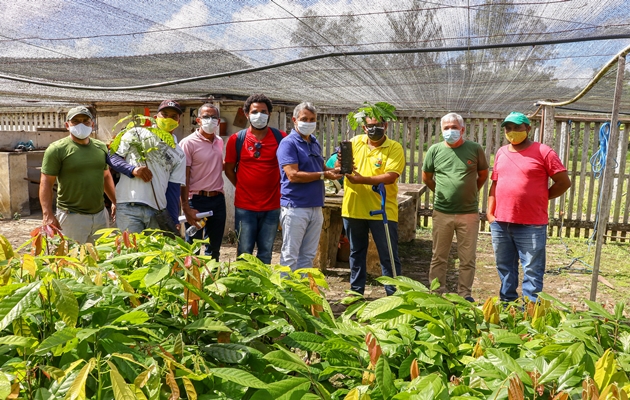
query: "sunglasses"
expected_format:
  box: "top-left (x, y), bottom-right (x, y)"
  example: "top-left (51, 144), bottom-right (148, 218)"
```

top-left (253, 141), bottom-right (262, 159)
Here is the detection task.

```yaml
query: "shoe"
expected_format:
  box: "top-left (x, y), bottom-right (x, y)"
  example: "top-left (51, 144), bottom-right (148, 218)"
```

top-left (464, 296), bottom-right (475, 302)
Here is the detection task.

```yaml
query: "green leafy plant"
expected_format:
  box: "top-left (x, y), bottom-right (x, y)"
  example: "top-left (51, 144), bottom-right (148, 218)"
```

top-left (347, 102), bottom-right (398, 130)
top-left (109, 113), bottom-right (175, 155)
top-left (0, 230), bottom-right (627, 399)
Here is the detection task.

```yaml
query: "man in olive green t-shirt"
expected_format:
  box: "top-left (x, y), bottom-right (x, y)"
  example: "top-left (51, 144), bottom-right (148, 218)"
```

top-left (40, 106), bottom-right (117, 243)
top-left (422, 112), bottom-right (489, 301)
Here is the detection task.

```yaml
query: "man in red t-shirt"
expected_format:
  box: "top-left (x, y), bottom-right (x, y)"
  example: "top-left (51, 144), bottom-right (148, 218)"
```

top-left (487, 112), bottom-right (571, 303)
top-left (224, 94), bottom-right (286, 264)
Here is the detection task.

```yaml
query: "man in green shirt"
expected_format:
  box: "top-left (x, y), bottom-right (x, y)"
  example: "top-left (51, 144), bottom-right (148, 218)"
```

top-left (422, 112), bottom-right (489, 301)
top-left (40, 106), bottom-right (117, 243)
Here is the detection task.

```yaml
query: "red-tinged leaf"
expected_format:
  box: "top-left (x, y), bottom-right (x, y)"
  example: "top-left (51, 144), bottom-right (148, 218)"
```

top-left (165, 369), bottom-right (179, 400)
top-left (43, 225), bottom-right (54, 238)
top-left (30, 227), bottom-right (41, 237)
top-left (122, 231), bottom-right (131, 248)
top-left (365, 333), bottom-right (372, 346)
top-left (133, 235), bottom-right (137, 248)
top-left (159, 346), bottom-right (175, 361)
top-left (107, 271), bottom-right (117, 280)
top-left (50, 225), bottom-right (64, 238)
top-left (508, 375), bottom-right (524, 400)
top-left (185, 256), bottom-right (193, 268)
top-left (7, 382), bottom-right (19, 399)
top-left (55, 239), bottom-right (67, 257)
top-left (410, 359), bottom-right (419, 380)
top-left (552, 391), bottom-right (569, 400)
top-left (31, 235), bottom-right (42, 256)
top-left (190, 300), bottom-right (199, 316)
top-left (582, 377), bottom-right (600, 400)
top-left (217, 331), bottom-right (231, 343)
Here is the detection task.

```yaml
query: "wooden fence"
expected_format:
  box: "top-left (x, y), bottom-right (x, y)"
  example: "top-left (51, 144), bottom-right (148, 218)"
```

top-left (0, 112), bottom-right (67, 131)
top-left (315, 113), bottom-right (630, 240)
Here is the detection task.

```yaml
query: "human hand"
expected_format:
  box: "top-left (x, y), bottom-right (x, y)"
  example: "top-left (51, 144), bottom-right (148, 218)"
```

top-left (344, 168), bottom-right (364, 184)
top-left (132, 166), bottom-right (153, 182)
top-left (183, 206), bottom-right (202, 228)
top-left (42, 214), bottom-right (61, 230)
top-left (487, 214), bottom-right (496, 224)
top-left (110, 204), bottom-right (116, 223)
top-left (324, 168), bottom-right (343, 181)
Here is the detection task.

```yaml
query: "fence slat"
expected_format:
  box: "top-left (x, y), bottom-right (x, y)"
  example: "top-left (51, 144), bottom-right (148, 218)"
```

top-left (417, 117), bottom-right (426, 191)
top-left (409, 118), bottom-right (417, 184)
top-left (613, 124), bottom-right (629, 241)
top-left (585, 122), bottom-right (601, 238)
top-left (566, 121), bottom-right (580, 237)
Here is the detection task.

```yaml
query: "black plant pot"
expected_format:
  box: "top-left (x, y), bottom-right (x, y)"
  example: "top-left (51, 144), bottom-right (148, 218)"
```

top-left (340, 141), bottom-right (354, 175)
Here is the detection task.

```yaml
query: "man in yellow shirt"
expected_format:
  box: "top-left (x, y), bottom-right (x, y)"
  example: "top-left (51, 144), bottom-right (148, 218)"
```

top-left (342, 107), bottom-right (405, 296)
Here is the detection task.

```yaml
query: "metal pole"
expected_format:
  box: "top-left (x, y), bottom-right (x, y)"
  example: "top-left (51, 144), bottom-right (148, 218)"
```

top-left (590, 55), bottom-right (626, 301)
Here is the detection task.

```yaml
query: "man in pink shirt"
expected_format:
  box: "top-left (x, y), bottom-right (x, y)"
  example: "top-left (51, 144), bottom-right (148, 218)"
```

top-left (180, 103), bottom-right (225, 260)
top-left (487, 112), bottom-right (571, 303)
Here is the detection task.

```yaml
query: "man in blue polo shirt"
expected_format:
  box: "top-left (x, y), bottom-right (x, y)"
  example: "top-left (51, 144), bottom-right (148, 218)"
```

top-left (277, 102), bottom-right (342, 271)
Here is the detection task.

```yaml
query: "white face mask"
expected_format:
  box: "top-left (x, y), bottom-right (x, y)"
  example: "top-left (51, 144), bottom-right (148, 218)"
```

top-left (249, 112), bottom-right (269, 130)
top-left (297, 121), bottom-right (316, 136)
top-left (69, 123), bottom-right (92, 139)
top-left (442, 129), bottom-right (462, 144)
top-left (201, 118), bottom-right (219, 134)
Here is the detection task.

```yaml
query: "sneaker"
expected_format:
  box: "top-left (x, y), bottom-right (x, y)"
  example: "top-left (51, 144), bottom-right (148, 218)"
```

top-left (464, 296), bottom-right (475, 303)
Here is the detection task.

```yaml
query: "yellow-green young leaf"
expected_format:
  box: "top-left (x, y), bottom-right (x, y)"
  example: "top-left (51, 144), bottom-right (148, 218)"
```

top-left (595, 349), bottom-right (617, 391)
top-left (134, 365), bottom-right (155, 389)
top-left (0, 335), bottom-right (38, 347)
top-left (344, 388), bottom-right (360, 400)
top-left (359, 296), bottom-right (405, 321)
top-left (51, 279), bottom-right (79, 327)
top-left (482, 297), bottom-right (500, 325)
top-left (0, 235), bottom-right (14, 261)
top-left (133, 384), bottom-right (148, 400)
top-left (64, 359), bottom-right (86, 377)
top-left (107, 361), bottom-right (136, 400)
top-left (64, 358), bottom-right (95, 400)
top-left (174, 333), bottom-right (183, 356)
top-left (598, 383), bottom-right (629, 400)
top-left (22, 254), bottom-right (36, 277)
top-left (0, 371), bottom-right (11, 399)
top-left (165, 369), bottom-right (179, 400)
top-left (112, 311), bottom-right (149, 326)
top-left (35, 328), bottom-right (78, 355)
top-left (0, 281), bottom-right (42, 331)
top-left (13, 317), bottom-right (31, 337)
top-left (182, 376), bottom-right (197, 400)
top-left (209, 368), bottom-right (268, 389)
top-left (39, 365), bottom-right (65, 381)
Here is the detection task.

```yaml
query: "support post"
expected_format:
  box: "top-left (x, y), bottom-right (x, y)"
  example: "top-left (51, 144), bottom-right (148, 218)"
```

top-left (541, 105), bottom-right (555, 146)
top-left (590, 55), bottom-right (626, 301)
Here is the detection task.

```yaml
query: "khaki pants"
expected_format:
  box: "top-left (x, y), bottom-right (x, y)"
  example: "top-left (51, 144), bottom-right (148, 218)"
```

top-left (57, 208), bottom-right (109, 244)
top-left (429, 210), bottom-right (479, 298)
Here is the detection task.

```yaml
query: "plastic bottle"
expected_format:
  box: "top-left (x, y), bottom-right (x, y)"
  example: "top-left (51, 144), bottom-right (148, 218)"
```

top-left (186, 218), bottom-right (207, 237)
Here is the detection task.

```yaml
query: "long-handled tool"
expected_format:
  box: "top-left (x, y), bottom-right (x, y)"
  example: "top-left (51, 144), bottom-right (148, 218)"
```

top-left (369, 183), bottom-right (397, 278)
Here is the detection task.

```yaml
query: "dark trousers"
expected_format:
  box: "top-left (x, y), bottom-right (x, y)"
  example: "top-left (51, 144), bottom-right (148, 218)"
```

top-left (185, 194), bottom-right (226, 261)
top-left (343, 217), bottom-right (402, 296)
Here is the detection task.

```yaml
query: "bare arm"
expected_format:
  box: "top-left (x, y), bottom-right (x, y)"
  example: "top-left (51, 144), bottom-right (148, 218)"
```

top-left (422, 171), bottom-right (436, 192)
top-left (345, 171), bottom-right (399, 186)
top-left (477, 169), bottom-right (489, 190)
top-left (548, 171), bottom-right (571, 199)
top-left (283, 164), bottom-right (342, 183)
top-left (180, 166), bottom-right (201, 228)
top-left (103, 169), bottom-right (117, 222)
top-left (224, 162), bottom-right (237, 187)
top-left (487, 180), bottom-right (497, 223)
top-left (39, 173), bottom-right (60, 228)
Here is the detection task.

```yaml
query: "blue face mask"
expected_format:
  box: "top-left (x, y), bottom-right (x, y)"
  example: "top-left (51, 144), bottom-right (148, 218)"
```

top-left (442, 129), bottom-right (461, 144)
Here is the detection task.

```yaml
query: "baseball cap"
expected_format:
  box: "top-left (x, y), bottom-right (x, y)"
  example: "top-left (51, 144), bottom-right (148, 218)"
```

top-left (158, 100), bottom-right (183, 114)
top-left (66, 106), bottom-right (93, 121)
top-left (501, 112), bottom-right (530, 127)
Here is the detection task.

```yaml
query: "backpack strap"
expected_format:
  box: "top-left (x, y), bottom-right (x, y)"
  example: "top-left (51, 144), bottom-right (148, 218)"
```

top-left (269, 127), bottom-right (284, 145)
top-left (233, 129), bottom-right (248, 172)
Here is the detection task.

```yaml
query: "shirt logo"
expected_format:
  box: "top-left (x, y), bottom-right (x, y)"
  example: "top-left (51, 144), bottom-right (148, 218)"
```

top-left (374, 157), bottom-right (383, 168)
top-left (467, 160), bottom-right (473, 165)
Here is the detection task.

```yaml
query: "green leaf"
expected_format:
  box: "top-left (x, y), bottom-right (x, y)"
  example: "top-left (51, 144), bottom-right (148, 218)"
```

top-left (52, 279), bottom-right (79, 328)
top-left (112, 311), bottom-right (149, 325)
top-left (0, 281), bottom-right (42, 330)
top-left (64, 358), bottom-right (95, 400)
top-left (280, 332), bottom-right (326, 353)
top-left (584, 300), bottom-right (615, 320)
top-left (143, 264), bottom-right (170, 288)
top-left (264, 350), bottom-right (310, 375)
top-left (202, 343), bottom-right (251, 364)
top-left (537, 348), bottom-right (574, 385)
top-left (0, 235), bottom-right (15, 260)
top-left (375, 356), bottom-right (394, 399)
top-left (216, 276), bottom-right (261, 293)
top-left (0, 372), bottom-right (11, 399)
top-left (359, 296), bottom-right (404, 321)
top-left (173, 276), bottom-right (222, 311)
top-left (250, 377), bottom-right (310, 400)
top-left (0, 335), bottom-right (38, 347)
top-left (107, 361), bottom-right (136, 400)
top-left (184, 318), bottom-right (231, 331)
top-left (485, 349), bottom-right (532, 385)
top-left (209, 368), bottom-right (268, 389)
top-left (35, 327), bottom-right (78, 355)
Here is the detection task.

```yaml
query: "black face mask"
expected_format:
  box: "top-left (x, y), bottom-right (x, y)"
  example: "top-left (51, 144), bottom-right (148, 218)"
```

top-left (367, 126), bottom-right (385, 141)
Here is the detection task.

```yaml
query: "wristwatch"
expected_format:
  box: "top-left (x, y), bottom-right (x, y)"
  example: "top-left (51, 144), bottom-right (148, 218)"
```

top-left (320, 171), bottom-right (325, 180)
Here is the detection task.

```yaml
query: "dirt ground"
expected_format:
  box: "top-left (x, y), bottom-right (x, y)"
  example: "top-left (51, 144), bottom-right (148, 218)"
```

top-left (3, 212), bottom-right (628, 309)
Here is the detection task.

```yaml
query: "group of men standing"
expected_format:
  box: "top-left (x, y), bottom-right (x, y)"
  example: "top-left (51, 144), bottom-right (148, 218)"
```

top-left (40, 96), bottom-right (570, 303)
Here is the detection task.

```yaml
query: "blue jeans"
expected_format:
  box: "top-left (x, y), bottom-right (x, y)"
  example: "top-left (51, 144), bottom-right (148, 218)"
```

top-left (116, 203), bottom-right (159, 233)
top-left (235, 207), bottom-right (280, 265)
top-left (279, 206), bottom-right (324, 271)
top-left (490, 221), bottom-right (547, 302)
top-left (185, 194), bottom-right (227, 261)
top-left (343, 218), bottom-right (402, 296)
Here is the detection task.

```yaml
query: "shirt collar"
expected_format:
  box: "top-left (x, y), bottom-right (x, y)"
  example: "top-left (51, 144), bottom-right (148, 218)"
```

top-left (362, 134), bottom-right (391, 148)
top-left (196, 129), bottom-right (216, 143)
top-left (291, 129), bottom-right (318, 144)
